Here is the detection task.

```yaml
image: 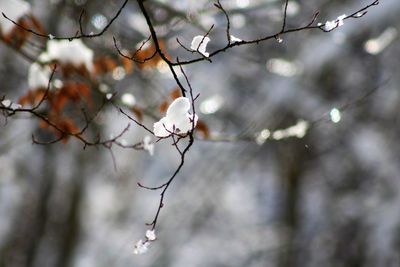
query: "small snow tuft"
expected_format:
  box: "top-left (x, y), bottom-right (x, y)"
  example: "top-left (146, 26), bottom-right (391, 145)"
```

top-left (1, 99), bottom-right (22, 110)
top-left (190, 35), bottom-right (210, 57)
top-left (145, 230), bottom-right (156, 241)
top-left (133, 239), bottom-right (149, 255)
top-left (143, 136), bottom-right (154, 156)
top-left (323, 14), bottom-right (347, 31)
top-left (324, 20), bottom-right (337, 31)
top-left (230, 35), bottom-right (242, 43)
top-left (337, 14), bottom-right (346, 27)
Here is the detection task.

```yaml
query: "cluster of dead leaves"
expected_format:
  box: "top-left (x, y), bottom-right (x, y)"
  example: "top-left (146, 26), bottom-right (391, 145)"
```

top-left (14, 41), bottom-right (169, 143)
top-left (93, 40), bottom-right (168, 76)
top-left (19, 80), bottom-right (91, 143)
top-left (2, 17), bottom-right (209, 142)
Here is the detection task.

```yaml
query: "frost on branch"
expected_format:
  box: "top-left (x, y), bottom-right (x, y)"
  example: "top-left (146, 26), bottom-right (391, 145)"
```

top-left (190, 35), bottom-right (210, 57)
top-left (153, 97), bottom-right (198, 138)
top-left (0, 0), bottom-right (30, 34)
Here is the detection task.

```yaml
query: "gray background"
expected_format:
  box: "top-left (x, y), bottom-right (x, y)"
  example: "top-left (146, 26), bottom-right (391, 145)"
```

top-left (1, 0), bottom-right (400, 266)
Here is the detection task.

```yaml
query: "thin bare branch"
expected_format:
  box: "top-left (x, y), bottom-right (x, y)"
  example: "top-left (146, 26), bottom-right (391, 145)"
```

top-left (1, 0), bottom-right (128, 41)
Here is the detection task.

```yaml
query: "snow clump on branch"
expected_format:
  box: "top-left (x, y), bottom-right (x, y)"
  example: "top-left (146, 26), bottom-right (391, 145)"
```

top-left (1, 99), bottom-right (21, 110)
top-left (133, 230), bottom-right (156, 255)
top-left (133, 239), bottom-right (149, 255)
top-left (145, 229), bottom-right (156, 241)
top-left (230, 35), bottom-right (242, 43)
top-left (190, 35), bottom-right (210, 57)
top-left (153, 97), bottom-right (198, 138)
top-left (323, 14), bottom-right (347, 31)
top-left (40, 39), bottom-right (94, 71)
top-left (27, 39), bottom-right (94, 89)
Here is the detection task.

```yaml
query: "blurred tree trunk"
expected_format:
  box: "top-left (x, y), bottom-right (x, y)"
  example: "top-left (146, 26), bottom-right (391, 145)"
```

top-left (0, 146), bottom-right (55, 267)
top-left (0, 145), bottom-right (86, 267)
top-left (278, 141), bottom-right (307, 267)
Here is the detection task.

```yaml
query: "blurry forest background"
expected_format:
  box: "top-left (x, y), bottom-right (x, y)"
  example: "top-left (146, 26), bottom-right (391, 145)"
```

top-left (1, 0), bottom-right (400, 267)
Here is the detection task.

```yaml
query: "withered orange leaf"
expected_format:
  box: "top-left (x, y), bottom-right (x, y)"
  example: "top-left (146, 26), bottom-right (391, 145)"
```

top-left (39, 119), bottom-right (48, 129)
top-left (170, 87), bottom-right (182, 100)
top-left (58, 118), bottom-right (79, 134)
top-left (59, 82), bottom-right (91, 103)
top-left (51, 93), bottom-right (69, 113)
top-left (18, 89), bottom-right (47, 107)
top-left (37, 116), bottom-right (79, 144)
top-left (121, 56), bottom-right (134, 74)
top-left (94, 56), bottom-right (118, 75)
top-left (52, 118), bottom-right (80, 144)
top-left (28, 15), bottom-right (46, 35)
top-left (131, 106), bottom-right (143, 122)
top-left (59, 63), bottom-right (90, 79)
top-left (2, 18), bottom-right (31, 48)
top-left (159, 101), bottom-right (169, 114)
top-left (135, 40), bottom-right (169, 69)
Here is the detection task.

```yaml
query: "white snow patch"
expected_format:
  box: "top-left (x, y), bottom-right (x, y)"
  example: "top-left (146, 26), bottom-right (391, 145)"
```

top-left (0, 0), bottom-right (31, 34)
top-left (28, 63), bottom-right (52, 90)
top-left (190, 35), bottom-right (210, 57)
top-left (41, 39), bottom-right (94, 71)
top-left (153, 97), bottom-right (198, 138)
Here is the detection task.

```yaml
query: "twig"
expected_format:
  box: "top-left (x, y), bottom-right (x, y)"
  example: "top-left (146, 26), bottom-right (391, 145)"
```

top-left (1, 0), bottom-right (128, 41)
